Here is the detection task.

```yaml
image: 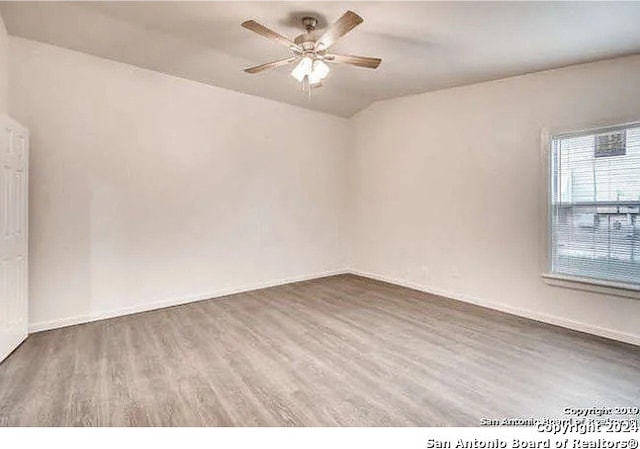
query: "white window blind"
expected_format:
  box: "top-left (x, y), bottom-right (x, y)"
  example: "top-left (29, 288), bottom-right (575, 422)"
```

top-left (550, 123), bottom-right (640, 287)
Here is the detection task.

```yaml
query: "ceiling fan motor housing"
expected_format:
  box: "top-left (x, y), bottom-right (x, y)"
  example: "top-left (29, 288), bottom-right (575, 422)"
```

top-left (301, 16), bottom-right (318, 31)
top-left (295, 16), bottom-right (320, 49)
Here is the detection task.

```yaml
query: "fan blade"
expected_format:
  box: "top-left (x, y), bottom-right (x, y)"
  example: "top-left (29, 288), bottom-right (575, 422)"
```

top-left (244, 57), bottom-right (297, 74)
top-left (242, 20), bottom-right (298, 49)
top-left (315, 11), bottom-right (364, 50)
top-left (325, 54), bottom-right (381, 69)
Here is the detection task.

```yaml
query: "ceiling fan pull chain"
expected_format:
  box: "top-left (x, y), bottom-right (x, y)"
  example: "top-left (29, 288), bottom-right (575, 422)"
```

top-left (303, 74), bottom-right (310, 96)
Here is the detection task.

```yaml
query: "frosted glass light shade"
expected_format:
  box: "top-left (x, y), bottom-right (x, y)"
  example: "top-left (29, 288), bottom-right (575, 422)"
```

top-left (308, 60), bottom-right (330, 84)
top-left (291, 57), bottom-right (313, 82)
top-left (291, 57), bottom-right (330, 84)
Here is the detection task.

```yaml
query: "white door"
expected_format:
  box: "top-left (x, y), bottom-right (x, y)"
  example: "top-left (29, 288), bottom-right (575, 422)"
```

top-left (0, 116), bottom-right (28, 363)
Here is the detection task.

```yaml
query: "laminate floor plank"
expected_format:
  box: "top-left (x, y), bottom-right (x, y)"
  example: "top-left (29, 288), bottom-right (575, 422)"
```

top-left (0, 274), bottom-right (638, 426)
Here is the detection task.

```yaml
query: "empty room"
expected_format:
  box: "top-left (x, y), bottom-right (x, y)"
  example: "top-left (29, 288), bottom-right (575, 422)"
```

top-left (0, 0), bottom-right (639, 441)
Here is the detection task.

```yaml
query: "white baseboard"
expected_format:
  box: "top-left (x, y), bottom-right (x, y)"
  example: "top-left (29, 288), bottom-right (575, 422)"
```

top-left (28, 269), bottom-right (349, 333)
top-left (347, 268), bottom-right (640, 347)
top-left (29, 267), bottom-right (640, 347)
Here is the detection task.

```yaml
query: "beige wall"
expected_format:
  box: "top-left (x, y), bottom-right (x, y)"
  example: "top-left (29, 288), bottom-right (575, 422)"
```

top-left (9, 37), bottom-right (350, 330)
top-left (0, 12), bottom-right (8, 113)
top-left (9, 34), bottom-right (640, 345)
top-left (350, 55), bottom-right (640, 345)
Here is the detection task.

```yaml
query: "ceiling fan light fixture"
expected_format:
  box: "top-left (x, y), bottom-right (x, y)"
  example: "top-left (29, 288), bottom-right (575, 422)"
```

top-left (291, 57), bottom-right (330, 85)
top-left (291, 56), bottom-right (313, 82)
top-left (308, 60), bottom-right (330, 84)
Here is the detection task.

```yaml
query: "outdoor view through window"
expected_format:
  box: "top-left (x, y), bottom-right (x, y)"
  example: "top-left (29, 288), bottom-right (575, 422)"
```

top-left (551, 123), bottom-right (640, 286)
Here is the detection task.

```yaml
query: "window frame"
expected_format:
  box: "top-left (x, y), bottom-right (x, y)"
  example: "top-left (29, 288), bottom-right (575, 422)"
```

top-left (541, 120), bottom-right (640, 300)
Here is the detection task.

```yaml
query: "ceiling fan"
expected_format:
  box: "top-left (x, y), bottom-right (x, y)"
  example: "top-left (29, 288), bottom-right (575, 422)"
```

top-left (241, 11), bottom-right (381, 94)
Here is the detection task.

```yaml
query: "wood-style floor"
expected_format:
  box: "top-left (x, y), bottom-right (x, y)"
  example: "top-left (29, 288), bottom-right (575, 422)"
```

top-left (0, 274), bottom-right (638, 426)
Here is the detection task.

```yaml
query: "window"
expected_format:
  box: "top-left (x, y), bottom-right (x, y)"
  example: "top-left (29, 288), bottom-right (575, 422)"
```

top-left (549, 123), bottom-right (640, 288)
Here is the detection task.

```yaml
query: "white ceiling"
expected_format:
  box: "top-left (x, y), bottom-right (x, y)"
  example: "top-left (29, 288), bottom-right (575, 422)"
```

top-left (2, 1), bottom-right (640, 117)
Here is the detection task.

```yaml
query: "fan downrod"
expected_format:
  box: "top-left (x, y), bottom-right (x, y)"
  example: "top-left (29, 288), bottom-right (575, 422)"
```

top-left (301, 16), bottom-right (318, 32)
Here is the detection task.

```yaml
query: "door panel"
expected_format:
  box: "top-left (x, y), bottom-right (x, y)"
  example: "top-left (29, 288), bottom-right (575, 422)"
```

top-left (0, 117), bottom-right (28, 363)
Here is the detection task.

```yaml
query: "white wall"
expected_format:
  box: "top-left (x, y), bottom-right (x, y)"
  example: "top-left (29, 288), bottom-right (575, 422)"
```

top-left (9, 37), bottom-right (349, 330)
top-left (0, 12), bottom-right (8, 113)
top-left (350, 55), bottom-right (640, 345)
top-left (9, 34), bottom-right (640, 345)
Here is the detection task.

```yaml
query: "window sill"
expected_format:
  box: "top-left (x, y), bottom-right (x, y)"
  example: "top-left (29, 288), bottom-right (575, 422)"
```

top-left (542, 273), bottom-right (640, 300)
